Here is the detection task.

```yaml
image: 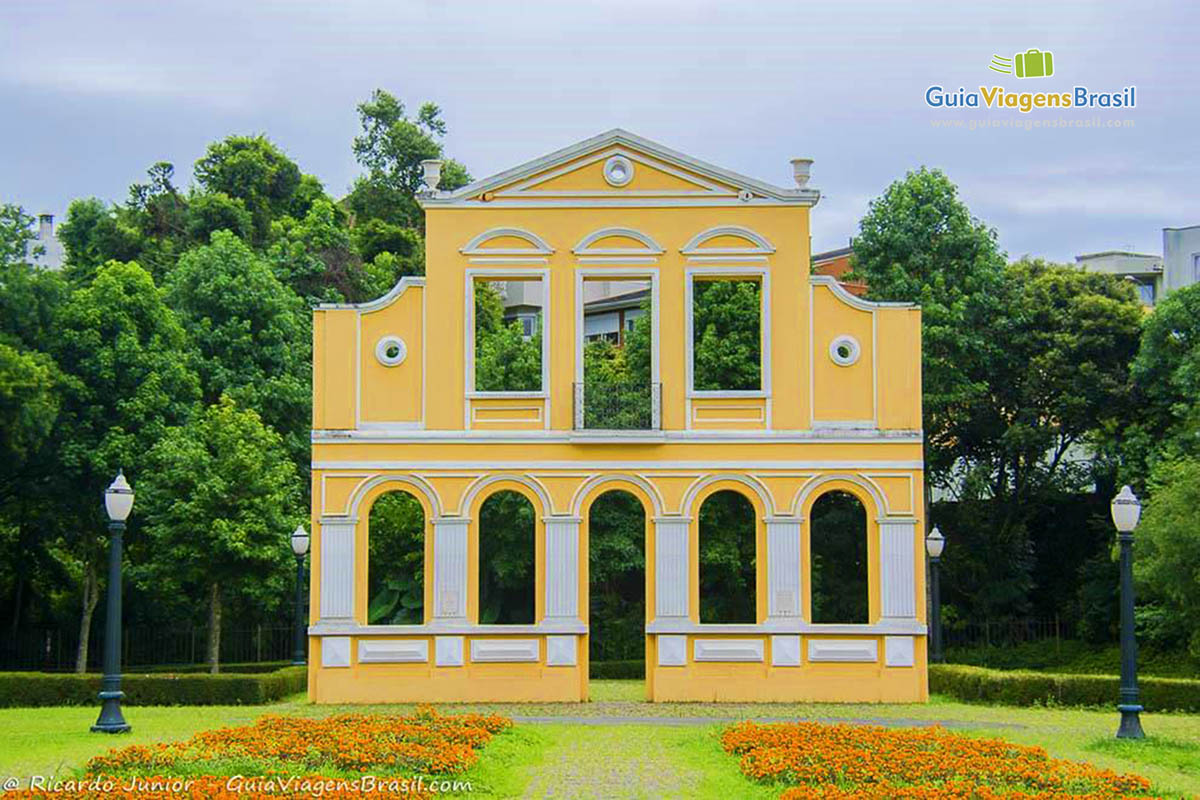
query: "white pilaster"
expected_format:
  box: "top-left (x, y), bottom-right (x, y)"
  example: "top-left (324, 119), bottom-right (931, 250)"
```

top-left (318, 518), bottom-right (356, 622)
top-left (544, 517), bottom-right (581, 621)
top-left (653, 517), bottom-right (690, 619)
top-left (766, 518), bottom-right (801, 619)
top-left (879, 518), bottom-right (918, 620)
top-left (432, 517), bottom-right (469, 622)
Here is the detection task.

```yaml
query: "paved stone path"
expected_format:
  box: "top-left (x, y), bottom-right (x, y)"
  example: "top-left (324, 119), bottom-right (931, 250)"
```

top-left (518, 725), bottom-right (704, 800)
top-left (511, 713), bottom-right (1025, 729)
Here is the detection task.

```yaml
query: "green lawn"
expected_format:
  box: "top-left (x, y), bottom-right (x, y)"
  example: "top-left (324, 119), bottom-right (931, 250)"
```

top-left (2, 682), bottom-right (1198, 798)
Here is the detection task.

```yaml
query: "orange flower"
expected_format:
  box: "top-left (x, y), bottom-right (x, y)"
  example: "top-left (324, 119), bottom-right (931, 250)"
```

top-left (722, 721), bottom-right (1158, 799)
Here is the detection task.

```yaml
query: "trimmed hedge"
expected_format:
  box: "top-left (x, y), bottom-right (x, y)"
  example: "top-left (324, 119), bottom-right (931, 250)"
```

top-left (931, 663), bottom-right (1200, 712)
top-left (0, 666), bottom-right (306, 708)
top-left (590, 659), bottom-right (645, 679)
top-left (137, 660), bottom-right (293, 675)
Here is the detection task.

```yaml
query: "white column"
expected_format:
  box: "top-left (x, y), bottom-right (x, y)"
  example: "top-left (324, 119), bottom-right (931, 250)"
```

top-left (544, 516), bottom-right (581, 621)
top-left (318, 517), bottom-right (356, 623)
top-left (879, 518), bottom-right (918, 620)
top-left (432, 517), bottom-right (469, 622)
top-left (654, 517), bottom-right (690, 619)
top-left (766, 517), bottom-right (801, 619)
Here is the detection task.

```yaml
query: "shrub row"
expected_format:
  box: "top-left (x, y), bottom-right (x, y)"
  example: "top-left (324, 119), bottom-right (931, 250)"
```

top-left (589, 659), bottom-right (644, 679)
top-left (136, 660), bottom-right (293, 675)
top-left (0, 666), bottom-right (306, 707)
top-left (931, 663), bottom-right (1200, 712)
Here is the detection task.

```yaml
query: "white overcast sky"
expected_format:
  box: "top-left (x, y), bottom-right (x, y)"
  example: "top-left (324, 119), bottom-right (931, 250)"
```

top-left (2, 0), bottom-right (1196, 260)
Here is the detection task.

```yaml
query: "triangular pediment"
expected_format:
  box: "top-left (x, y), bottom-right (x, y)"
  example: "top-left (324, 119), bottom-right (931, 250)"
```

top-left (420, 129), bottom-right (818, 208)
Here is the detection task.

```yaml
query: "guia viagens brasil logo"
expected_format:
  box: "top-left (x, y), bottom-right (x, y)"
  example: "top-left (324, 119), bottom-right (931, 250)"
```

top-left (926, 49), bottom-right (1135, 113)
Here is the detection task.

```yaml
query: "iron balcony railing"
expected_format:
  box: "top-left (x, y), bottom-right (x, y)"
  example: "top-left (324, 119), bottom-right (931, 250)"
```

top-left (573, 381), bottom-right (662, 431)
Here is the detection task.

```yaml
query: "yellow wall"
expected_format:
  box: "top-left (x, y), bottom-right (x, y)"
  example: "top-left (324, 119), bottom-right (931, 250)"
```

top-left (308, 133), bottom-right (927, 704)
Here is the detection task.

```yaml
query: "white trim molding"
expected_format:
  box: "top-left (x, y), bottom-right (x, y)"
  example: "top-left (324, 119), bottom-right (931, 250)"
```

top-left (573, 227), bottom-right (664, 256)
top-left (545, 635), bottom-right (578, 666)
top-left (653, 518), bottom-right (690, 620)
top-left (321, 636), bottom-right (351, 668)
top-left (318, 519), bottom-right (356, 623)
top-left (884, 635), bottom-right (915, 667)
top-left (460, 227), bottom-right (554, 255)
top-left (544, 517), bottom-right (581, 622)
top-left (435, 636), bottom-right (465, 667)
top-left (374, 335), bottom-right (407, 367)
top-left (807, 638), bottom-right (879, 663)
top-left (693, 638), bottom-right (765, 662)
top-left (681, 225), bottom-right (776, 255)
top-left (358, 639), bottom-right (429, 664)
top-left (879, 518), bottom-right (919, 621)
top-left (317, 276), bottom-right (425, 312)
top-left (432, 518), bottom-right (469, 622)
top-left (470, 639), bottom-right (540, 663)
top-left (771, 635), bottom-right (802, 666)
top-left (657, 634), bottom-right (688, 666)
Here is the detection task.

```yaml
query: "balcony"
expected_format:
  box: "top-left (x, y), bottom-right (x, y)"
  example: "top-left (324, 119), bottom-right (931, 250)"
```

top-left (573, 381), bottom-right (662, 432)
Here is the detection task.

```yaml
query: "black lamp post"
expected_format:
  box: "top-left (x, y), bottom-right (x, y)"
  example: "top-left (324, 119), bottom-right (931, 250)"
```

top-left (92, 471), bottom-right (133, 734)
top-left (1111, 485), bottom-right (1145, 739)
top-left (290, 525), bottom-right (310, 666)
top-left (926, 526), bottom-right (946, 664)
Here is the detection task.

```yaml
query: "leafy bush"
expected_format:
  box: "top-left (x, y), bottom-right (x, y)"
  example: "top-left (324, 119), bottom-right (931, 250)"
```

top-left (931, 663), bottom-right (1200, 712)
top-left (945, 639), bottom-right (1200, 678)
top-left (589, 660), bottom-right (644, 679)
top-left (0, 666), bottom-right (306, 707)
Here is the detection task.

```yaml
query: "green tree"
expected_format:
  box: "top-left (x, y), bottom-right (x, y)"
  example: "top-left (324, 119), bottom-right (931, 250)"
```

top-left (269, 198), bottom-right (365, 304)
top-left (478, 490), bottom-right (535, 624)
top-left (1134, 455), bottom-right (1200, 657)
top-left (0, 204), bottom-right (39, 265)
top-left (472, 282), bottom-right (541, 392)
top-left (367, 492), bottom-right (425, 625)
top-left (849, 167), bottom-right (1009, 484)
top-left (166, 231), bottom-right (310, 470)
top-left (692, 280), bottom-right (761, 391)
top-left (194, 135), bottom-right (302, 243)
top-left (50, 260), bottom-right (200, 670)
top-left (1125, 282), bottom-right (1200, 480)
top-left (185, 191), bottom-right (253, 243)
top-left (698, 491), bottom-right (757, 623)
top-left (140, 396), bottom-right (299, 672)
top-left (348, 89), bottom-right (471, 228)
top-left (587, 491), bottom-right (645, 662)
top-left (57, 198), bottom-right (143, 283)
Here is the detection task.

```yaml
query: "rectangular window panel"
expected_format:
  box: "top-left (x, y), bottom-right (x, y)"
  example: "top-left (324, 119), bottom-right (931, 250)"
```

top-left (691, 278), bottom-right (762, 391)
top-left (580, 277), bottom-right (655, 429)
top-left (473, 277), bottom-right (543, 392)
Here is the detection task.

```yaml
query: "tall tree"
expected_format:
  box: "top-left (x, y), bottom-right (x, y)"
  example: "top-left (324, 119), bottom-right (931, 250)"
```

top-left (194, 135), bottom-right (302, 243)
top-left (166, 231), bottom-right (310, 470)
top-left (50, 260), bottom-right (199, 670)
top-left (849, 167), bottom-right (1009, 486)
top-left (140, 396), bottom-right (299, 673)
top-left (348, 89), bottom-right (471, 229)
top-left (57, 198), bottom-right (143, 283)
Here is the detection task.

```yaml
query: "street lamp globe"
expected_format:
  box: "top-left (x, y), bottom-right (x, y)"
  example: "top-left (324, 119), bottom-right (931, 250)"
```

top-left (925, 525), bottom-right (945, 558)
top-left (290, 525), bottom-right (310, 557)
top-left (104, 470), bottom-right (135, 522)
top-left (1111, 486), bottom-right (1141, 534)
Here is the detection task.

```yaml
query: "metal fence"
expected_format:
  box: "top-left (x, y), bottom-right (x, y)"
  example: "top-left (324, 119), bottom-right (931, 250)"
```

top-left (574, 381), bottom-right (662, 430)
top-left (943, 617), bottom-right (1075, 651)
top-left (0, 623), bottom-right (295, 672)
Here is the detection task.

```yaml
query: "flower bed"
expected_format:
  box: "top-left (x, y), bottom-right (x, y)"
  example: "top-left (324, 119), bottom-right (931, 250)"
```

top-left (9, 708), bottom-right (511, 799)
top-left (721, 721), bottom-right (1158, 799)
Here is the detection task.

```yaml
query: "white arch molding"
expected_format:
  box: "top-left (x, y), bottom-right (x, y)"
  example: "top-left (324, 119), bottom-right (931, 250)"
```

top-left (460, 227), bottom-right (554, 255)
top-left (459, 472), bottom-right (555, 517)
top-left (345, 473), bottom-right (444, 519)
top-left (680, 225), bottom-right (776, 255)
top-left (569, 473), bottom-right (666, 518)
top-left (572, 227), bottom-right (665, 255)
top-left (790, 472), bottom-right (890, 519)
top-left (680, 473), bottom-right (776, 518)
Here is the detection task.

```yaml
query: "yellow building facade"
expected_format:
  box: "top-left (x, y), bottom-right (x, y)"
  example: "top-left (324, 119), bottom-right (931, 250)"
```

top-left (308, 130), bottom-right (927, 703)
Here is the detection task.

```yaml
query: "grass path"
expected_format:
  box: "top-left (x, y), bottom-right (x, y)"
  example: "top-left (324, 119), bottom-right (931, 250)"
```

top-left (2, 681), bottom-right (1198, 797)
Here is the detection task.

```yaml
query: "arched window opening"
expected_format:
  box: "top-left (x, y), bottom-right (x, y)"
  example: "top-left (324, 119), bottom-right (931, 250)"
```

top-left (587, 490), bottom-right (646, 664)
top-left (810, 490), bottom-right (869, 624)
top-left (367, 490), bottom-right (425, 625)
top-left (479, 490), bottom-right (536, 624)
top-left (698, 490), bottom-right (757, 623)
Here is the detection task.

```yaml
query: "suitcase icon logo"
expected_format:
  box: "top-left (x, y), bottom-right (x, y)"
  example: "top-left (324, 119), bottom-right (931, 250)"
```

top-left (989, 49), bottom-right (1055, 78)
